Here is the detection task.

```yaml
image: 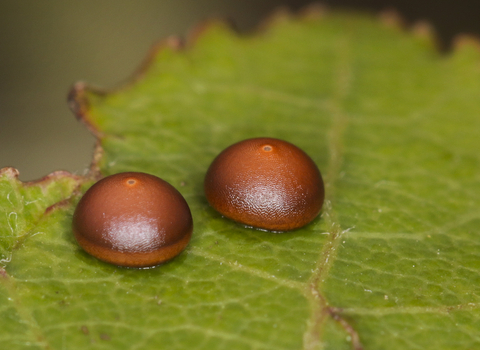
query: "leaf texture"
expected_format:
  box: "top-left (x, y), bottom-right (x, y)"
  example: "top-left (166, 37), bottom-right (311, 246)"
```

top-left (1, 9), bottom-right (480, 350)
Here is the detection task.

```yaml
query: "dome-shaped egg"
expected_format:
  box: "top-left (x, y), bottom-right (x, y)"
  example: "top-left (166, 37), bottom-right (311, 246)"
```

top-left (204, 137), bottom-right (324, 231)
top-left (73, 172), bottom-right (192, 267)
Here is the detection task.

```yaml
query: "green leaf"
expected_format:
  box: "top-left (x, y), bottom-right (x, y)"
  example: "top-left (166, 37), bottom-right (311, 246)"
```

top-left (0, 168), bottom-right (81, 264)
top-left (2, 9), bottom-right (480, 349)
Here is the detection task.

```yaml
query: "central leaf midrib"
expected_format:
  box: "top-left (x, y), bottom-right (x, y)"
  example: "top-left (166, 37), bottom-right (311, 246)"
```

top-left (301, 33), bottom-right (358, 350)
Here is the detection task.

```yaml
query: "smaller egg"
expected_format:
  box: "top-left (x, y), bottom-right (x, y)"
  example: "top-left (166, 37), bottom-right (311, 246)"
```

top-left (72, 172), bottom-right (192, 267)
top-left (204, 137), bottom-right (324, 231)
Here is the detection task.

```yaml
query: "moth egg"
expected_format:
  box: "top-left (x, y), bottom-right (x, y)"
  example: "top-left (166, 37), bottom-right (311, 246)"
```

top-left (204, 137), bottom-right (324, 231)
top-left (72, 172), bottom-right (192, 267)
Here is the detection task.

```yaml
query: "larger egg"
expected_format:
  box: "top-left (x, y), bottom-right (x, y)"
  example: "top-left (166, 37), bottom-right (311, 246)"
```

top-left (73, 172), bottom-right (192, 267)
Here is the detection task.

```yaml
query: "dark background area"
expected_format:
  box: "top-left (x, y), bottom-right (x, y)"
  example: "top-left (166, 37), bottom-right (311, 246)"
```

top-left (1, 0), bottom-right (479, 180)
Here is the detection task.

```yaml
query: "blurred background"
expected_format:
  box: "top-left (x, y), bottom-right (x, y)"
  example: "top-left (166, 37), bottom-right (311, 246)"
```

top-left (1, 0), bottom-right (479, 181)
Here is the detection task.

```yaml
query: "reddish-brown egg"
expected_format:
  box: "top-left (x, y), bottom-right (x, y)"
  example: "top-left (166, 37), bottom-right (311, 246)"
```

top-left (204, 137), bottom-right (324, 231)
top-left (72, 172), bottom-right (192, 268)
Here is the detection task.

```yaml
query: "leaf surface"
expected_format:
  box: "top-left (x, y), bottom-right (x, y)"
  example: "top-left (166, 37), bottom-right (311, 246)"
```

top-left (2, 9), bottom-right (480, 350)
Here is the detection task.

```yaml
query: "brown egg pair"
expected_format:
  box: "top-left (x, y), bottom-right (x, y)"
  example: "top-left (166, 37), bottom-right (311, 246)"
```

top-left (73, 137), bottom-right (324, 268)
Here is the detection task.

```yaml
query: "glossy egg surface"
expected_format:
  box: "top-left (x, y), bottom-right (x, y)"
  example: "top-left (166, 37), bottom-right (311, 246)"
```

top-left (73, 172), bottom-right (192, 267)
top-left (204, 137), bottom-right (324, 231)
